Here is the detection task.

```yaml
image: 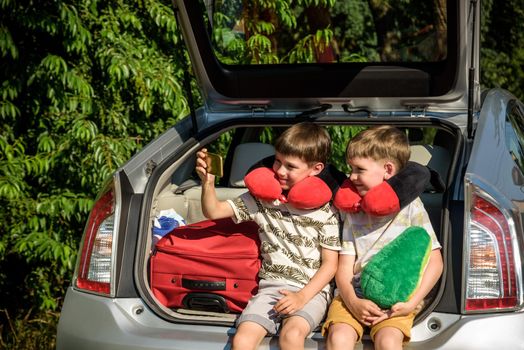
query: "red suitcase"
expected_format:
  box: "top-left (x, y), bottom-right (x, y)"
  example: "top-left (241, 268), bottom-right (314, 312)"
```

top-left (150, 218), bottom-right (261, 313)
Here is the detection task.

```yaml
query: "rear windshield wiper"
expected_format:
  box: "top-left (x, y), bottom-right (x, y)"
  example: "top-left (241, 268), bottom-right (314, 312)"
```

top-left (297, 103), bottom-right (332, 118)
top-left (342, 104), bottom-right (373, 117)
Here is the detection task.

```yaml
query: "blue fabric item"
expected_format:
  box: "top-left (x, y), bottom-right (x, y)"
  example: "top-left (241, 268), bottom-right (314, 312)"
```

top-left (153, 216), bottom-right (180, 237)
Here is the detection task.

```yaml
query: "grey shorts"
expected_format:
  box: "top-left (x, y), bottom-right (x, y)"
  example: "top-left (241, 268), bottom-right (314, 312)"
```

top-left (236, 279), bottom-right (331, 335)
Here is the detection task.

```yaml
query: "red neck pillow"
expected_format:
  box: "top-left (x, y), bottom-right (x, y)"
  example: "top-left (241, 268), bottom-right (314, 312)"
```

top-left (243, 157), bottom-right (430, 215)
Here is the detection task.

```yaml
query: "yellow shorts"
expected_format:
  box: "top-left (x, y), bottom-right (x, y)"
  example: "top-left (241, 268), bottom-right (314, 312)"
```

top-left (321, 295), bottom-right (416, 343)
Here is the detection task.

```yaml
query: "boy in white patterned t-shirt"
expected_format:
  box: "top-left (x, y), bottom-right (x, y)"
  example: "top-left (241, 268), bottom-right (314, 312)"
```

top-left (195, 122), bottom-right (341, 350)
top-left (322, 126), bottom-right (443, 350)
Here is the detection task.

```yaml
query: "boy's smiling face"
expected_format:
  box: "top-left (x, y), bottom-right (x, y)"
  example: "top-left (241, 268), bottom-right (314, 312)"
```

top-left (348, 157), bottom-right (395, 196)
top-left (272, 152), bottom-right (323, 190)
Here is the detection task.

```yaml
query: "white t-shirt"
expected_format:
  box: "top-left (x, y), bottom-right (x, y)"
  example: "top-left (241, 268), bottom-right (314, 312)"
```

top-left (340, 197), bottom-right (441, 276)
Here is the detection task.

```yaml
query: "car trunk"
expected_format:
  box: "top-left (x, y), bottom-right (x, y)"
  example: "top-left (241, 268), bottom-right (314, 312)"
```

top-left (137, 118), bottom-right (461, 333)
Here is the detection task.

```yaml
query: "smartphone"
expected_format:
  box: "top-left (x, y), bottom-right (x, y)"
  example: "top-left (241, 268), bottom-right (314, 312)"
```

top-left (205, 152), bottom-right (223, 177)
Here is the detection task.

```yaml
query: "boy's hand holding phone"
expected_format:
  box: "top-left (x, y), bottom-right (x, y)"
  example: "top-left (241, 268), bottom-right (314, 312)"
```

top-left (196, 149), bottom-right (223, 183)
top-left (205, 152), bottom-right (223, 177)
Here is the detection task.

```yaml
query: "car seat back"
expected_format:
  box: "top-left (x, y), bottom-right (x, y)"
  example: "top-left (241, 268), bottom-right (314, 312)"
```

top-left (409, 144), bottom-right (451, 234)
top-left (229, 142), bottom-right (275, 187)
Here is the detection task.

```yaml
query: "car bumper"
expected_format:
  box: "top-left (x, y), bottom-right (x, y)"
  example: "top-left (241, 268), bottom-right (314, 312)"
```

top-left (57, 287), bottom-right (524, 349)
top-left (56, 287), bottom-right (235, 350)
top-left (409, 309), bottom-right (524, 349)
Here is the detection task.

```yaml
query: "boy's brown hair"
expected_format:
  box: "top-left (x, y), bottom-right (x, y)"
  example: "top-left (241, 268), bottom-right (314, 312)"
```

top-left (346, 126), bottom-right (410, 170)
top-left (275, 122), bottom-right (331, 165)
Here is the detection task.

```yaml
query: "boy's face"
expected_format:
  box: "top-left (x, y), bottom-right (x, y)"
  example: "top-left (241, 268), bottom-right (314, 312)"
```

top-left (272, 152), bottom-right (323, 191)
top-left (348, 157), bottom-right (395, 196)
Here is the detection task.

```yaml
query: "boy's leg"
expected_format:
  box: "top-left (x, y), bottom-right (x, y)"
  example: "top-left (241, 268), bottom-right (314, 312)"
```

top-left (232, 280), bottom-right (282, 349)
top-left (279, 315), bottom-right (310, 350)
top-left (279, 289), bottom-right (330, 350)
top-left (322, 296), bottom-right (362, 350)
top-left (373, 327), bottom-right (404, 350)
top-left (231, 321), bottom-right (268, 350)
top-left (326, 323), bottom-right (358, 350)
top-left (370, 311), bottom-right (416, 350)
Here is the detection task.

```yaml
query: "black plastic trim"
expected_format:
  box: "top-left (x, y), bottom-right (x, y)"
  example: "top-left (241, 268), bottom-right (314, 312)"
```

top-left (115, 171), bottom-right (142, 298)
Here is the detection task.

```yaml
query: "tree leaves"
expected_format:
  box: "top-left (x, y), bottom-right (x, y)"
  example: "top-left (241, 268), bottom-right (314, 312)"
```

top-left (0, 24), bottom-right (18, 59)
top-left (0, 0), bottom-right (191, 314)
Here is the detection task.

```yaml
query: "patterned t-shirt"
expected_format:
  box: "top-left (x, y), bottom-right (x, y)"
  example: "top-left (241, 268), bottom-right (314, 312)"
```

top-left (227, 192), bottom-right (341, 296)
top-left (340, 197), bottom-right (441, 293)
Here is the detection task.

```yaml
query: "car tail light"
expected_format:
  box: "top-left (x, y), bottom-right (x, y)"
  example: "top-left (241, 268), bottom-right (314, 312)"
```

top-left (464, 184), bottom-right (522, 312)
top-left (74, 182), bottom-right (117, 296)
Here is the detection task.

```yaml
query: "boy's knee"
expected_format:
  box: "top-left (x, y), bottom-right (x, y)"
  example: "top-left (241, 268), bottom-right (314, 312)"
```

top-left (279, 329), bottom-right (306, 349)
top-left (232, 324), bottom-right (266, 350)
top-left (280, 325), bottom-right (308, 340)
top-left (279, 318), bottom-right (310, 347)
top-left (327, 323), bottom-right (358, 347)
top-left (231, 332), bottom-right (256, 350)
top-left (373, 327), bottom-right (404, 350)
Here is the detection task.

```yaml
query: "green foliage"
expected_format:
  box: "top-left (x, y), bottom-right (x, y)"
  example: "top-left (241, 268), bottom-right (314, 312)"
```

top-left (0, 1), bottom-right (192, 347)
top-left (0, 309), bottom-right (58, 350)
top-left (212, 0), bottom-right (340, 64)
top-left (207, 131), bottom-right (233, 157)
top-left (211, 0), bottom-right (449, 64)
top-left (327, 126), bottom-right (366, 173)
top-left (480, 0), bottom-right (524, 100)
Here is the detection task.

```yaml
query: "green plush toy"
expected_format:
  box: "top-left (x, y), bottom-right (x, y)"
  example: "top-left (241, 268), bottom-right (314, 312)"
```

top-left (360, 226), bottom-right (432, 309)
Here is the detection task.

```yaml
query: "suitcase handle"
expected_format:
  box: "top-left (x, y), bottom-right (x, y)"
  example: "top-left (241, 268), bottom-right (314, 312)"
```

top-left (182, 292), bottom-right (230, 313)
top-left (182, 278), bottom-right (226, 290)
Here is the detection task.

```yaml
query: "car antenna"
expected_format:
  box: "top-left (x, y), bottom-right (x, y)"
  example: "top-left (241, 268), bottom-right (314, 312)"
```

top-left (467, 0), bottom-right (478, 140)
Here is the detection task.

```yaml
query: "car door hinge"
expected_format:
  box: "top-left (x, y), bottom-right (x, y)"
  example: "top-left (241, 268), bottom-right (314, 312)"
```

top-left (409, 106), bottom-right (427, 118)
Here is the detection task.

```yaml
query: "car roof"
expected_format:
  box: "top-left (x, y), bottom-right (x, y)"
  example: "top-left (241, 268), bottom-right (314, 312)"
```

top-left (174, 0), bottom-right (479, 114)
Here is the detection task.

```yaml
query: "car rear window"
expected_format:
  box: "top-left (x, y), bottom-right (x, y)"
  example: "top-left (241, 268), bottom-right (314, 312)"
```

top-left (179, 0), bottom-right (458, 99)
top-left (207, 0), bottom-right (448, 65)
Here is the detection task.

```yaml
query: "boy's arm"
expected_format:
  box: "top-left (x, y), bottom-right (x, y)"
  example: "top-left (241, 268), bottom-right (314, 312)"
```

top-left (195, 149), bottom-right (234, 220)
top-left (336, 254), bottom-right (384, 326)
top-left (406, 249), bottom-right (443, 308)
top-left (373, 248), bottom-right (443, 324)
top-left (273, 247), bottom-right (338, 315)
top-left (335, 253), bottom-right (357, 305)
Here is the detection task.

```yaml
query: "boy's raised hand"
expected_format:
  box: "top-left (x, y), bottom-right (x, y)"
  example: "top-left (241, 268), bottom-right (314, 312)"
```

top-left (195, 149), bottom-right (215, 184)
